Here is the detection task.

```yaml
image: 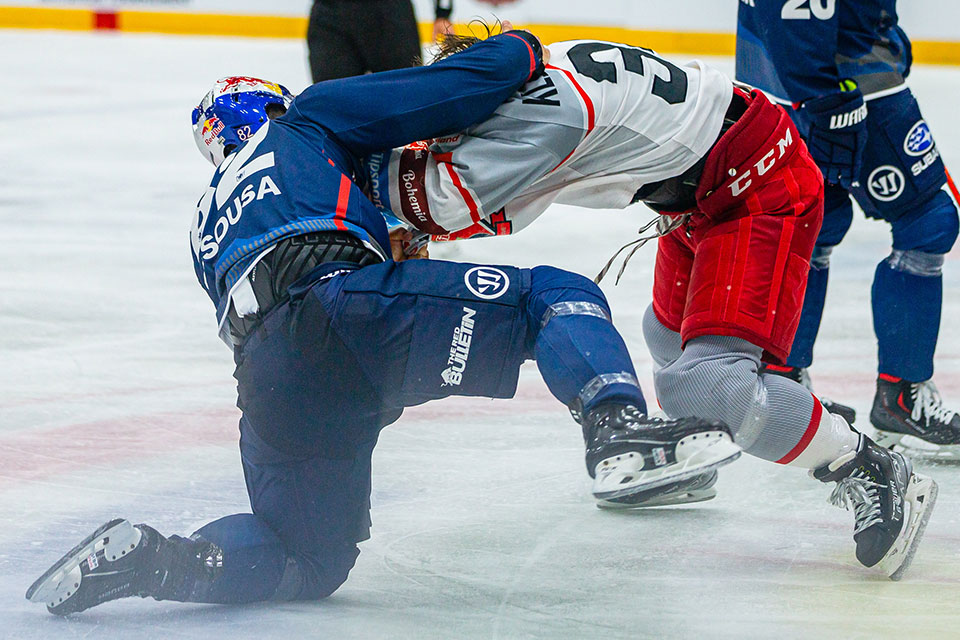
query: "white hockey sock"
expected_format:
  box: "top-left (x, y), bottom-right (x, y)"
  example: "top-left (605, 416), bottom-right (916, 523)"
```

top-left (774, 399), bottom-right (860, 469)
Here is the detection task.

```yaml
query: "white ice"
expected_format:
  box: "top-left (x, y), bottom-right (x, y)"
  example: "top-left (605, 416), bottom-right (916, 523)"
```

top-left (1, 30), bottom-right (959, 639)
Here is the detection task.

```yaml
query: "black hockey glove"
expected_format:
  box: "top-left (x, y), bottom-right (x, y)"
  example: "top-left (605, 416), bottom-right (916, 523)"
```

top-left (800, 83), bottom-right (868, 189)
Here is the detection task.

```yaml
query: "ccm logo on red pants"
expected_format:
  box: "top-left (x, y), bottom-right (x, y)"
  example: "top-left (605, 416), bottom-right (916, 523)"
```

top-left (727, 128), bottom-right (796, 198)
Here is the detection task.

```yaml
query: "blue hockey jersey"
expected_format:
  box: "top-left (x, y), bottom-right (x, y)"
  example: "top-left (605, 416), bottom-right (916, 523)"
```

top-left (736, 0), bottom-right (912, 102)
top-left (188, 31), bottom-right (542, 342)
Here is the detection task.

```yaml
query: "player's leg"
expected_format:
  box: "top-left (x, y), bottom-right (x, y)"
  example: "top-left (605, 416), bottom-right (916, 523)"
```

top-left (647, 215), bottom-right (858, 467)
top-left (765, 187), bottom-right (859, 423)
top-left (307, 0), bottom-right (367, 82)
top-left (26, 427), bottom-right (373, 614)
top-left (364, 0), bottom-right (422, 73)
top-left (523, 266), bottom-right (741, 503)
top-left (846, 89), bottom-right (960, 453)
top-left (323, 258), bottom-right (738, 503)
top-left (28, 290), bottom-right (383, 614)
top-left (653, 137), bottom-right (936, 577)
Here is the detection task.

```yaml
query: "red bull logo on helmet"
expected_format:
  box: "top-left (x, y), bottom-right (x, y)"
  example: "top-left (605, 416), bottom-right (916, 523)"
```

top-left (201, 116), bottom-right (225, 148)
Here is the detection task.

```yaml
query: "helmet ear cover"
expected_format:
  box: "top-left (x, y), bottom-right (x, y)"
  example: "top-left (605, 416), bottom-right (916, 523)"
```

top-left (191, 76), bottom-right (294, 166)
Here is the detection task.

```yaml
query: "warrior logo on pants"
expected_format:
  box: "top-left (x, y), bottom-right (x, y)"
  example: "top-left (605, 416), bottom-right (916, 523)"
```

top-left (465, 267), bottom-right (509, 299)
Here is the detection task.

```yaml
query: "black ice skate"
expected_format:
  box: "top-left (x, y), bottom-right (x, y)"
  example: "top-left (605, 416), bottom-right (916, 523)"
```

top-left (25, 519), bottom-right (222, 615)
top-left (580, 403), bottom-right (740, 502)
top-left (814, 434), bottom-right (937, 580)
top-left (596, 470), bottom-right (719, 509)
top-left (870, 375), bottom-right (960, 457)
top-left (761, 364), bottom-right (857, 425)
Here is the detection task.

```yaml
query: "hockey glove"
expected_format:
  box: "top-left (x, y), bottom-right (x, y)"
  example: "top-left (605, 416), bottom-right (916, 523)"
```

top-left (390, 226), bottom-right (430, 261)
top-left (800, 83), bottom-right (868, 189)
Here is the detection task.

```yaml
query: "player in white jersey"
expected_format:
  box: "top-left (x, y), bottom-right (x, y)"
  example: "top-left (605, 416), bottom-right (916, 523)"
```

top-left (366, 36), bottom-right (937, 578)
top-left (370, 40), bottom-right (731, 239)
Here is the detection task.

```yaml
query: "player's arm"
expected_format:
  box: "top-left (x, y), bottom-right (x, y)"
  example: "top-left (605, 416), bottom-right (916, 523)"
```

top-left (284, 30), bottom-right (544, 156)
top-left (365, 64), bottom-right (586, 236)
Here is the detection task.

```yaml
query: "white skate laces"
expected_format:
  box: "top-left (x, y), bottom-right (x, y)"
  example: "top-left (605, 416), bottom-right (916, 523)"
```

top-left (594, 214), bottom-right (690, 285)
top-left (829, 470), bottom-right (885, 535)
top-left (911, 380), bottom-right (956, 426)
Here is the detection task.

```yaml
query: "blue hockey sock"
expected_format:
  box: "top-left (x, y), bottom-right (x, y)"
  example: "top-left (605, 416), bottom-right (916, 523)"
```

top-left (872, 255), bottom-right (942, 381)
top-left (786, 248), bottom-right (831, 369)
top-left (526, 267), bottom-right (646, 414)
top-left (534, 313), bottom-right (646, 414)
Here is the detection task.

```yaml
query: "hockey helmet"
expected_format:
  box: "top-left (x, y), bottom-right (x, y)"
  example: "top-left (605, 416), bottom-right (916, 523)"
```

top-left (191, 76), bottom-right (294, 166)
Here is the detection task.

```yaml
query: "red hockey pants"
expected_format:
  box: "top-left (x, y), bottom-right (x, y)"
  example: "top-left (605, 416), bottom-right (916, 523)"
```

top-left (652, 90), bottom-right (824, 364)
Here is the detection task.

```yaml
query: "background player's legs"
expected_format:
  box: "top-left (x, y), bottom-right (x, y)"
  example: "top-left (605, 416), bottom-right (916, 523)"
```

top-left (871, 189), bottom-right (958, 381)
top-left (785, 185), bottom-right (855, 370)
top-left (364, 0), bottom-right (422, 73)
top-left (307, 1), bottom-right (368, 81)
top-left (841, 89), bottom-right (960, 446)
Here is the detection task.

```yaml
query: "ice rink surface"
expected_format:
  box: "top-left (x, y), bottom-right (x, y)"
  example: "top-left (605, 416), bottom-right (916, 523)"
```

top-left (1, 30), bottom-right (960, 639)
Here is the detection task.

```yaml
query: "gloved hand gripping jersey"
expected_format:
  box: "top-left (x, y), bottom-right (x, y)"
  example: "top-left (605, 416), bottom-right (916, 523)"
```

top-left (799, 82), bottom-right (868, 189)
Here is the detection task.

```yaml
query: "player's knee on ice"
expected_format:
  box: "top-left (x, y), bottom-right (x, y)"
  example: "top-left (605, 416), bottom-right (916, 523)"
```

top-left (278, 544), bottom-right (359, 601)
top-left (190, 514), bottom-right (359, 602)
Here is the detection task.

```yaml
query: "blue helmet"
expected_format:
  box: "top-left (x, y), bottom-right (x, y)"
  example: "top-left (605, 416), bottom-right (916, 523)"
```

top-left (191, 76), bottom-right (294, 166)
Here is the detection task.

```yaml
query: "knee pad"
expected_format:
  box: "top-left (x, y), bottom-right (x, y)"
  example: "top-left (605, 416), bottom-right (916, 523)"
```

top-left (890, 188), bottom-right (959, 255)
top-left (653, 336), bottom-right (763, 439)
top-left (527, 265), bottom-right (610, 324)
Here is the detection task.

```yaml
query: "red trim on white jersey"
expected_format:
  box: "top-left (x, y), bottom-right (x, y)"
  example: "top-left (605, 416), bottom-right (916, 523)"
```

top-left (435, 151), bottom-right (482, 224)
top-left (546, 63), bottom-right (596, 171)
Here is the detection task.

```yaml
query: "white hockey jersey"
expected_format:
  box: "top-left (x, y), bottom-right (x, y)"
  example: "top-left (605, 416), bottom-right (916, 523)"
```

top-left (366, 40), bottom-right (734, 239)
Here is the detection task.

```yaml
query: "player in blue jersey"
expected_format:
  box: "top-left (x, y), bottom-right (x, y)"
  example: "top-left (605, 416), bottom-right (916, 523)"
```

top-left (737, 0), bottom-right (960, 455)
top-left (25, 30), bottom-right (738, 616)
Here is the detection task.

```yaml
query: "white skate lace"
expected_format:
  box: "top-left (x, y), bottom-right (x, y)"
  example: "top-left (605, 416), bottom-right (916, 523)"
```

top-left (910, 380), bottom-right (956, 426)
top-left (829, 471), bottom-right (884, 535)
top-left (595, 214), bottom-right (690, 285)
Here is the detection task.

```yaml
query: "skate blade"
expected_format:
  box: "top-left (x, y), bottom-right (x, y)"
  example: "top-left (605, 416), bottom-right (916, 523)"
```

top-left (880, 475), bottom-right (938, 581)
top-left (872, 428), bottom-right (960, 460)
top-left (25, 519), bottom-right (140, 610)
top-left (597, 486), bottom-right (718, 509)
top-left (592, 432), bottom-right (741, 501)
